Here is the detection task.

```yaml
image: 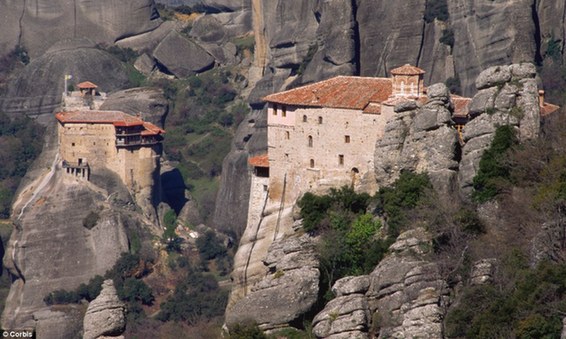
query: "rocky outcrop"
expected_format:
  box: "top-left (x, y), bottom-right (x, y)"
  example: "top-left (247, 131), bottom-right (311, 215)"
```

top-left (153, 31), bottom-right (215, 78)
top-left (225, 233), bottom-right (319, 331)
top-left (313, 276), bottom-right (371, 339)
top-left (470, 258), bottom-right (497, 285)
top-left (1, 124), bottom-right (151, 330)
top-left (0, 39), bottom-right (129, 121)
top-left (458, 63), bottom-right (540, 199)
top-left (366, 228), bottom-right (448, 339)
top-left (99, 87), bottom-right (169, 128)
top-left (311, 228), bottom-right (448, 339)
top-left (374, 83), bottom-right (460, 194)
top-left (83, 280), bottom-right (126, 339)
top-left (0, 0), bottom-right (161, 59)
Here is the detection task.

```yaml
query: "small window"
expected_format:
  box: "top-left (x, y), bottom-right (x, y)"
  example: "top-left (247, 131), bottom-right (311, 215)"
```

top-left (310, 159), bottom-right (315, 168)
top-left (71, 142), bottom-right (75, 147)
top-left (303, 115), bottom-right (307, 122)
top-left (318, 116), bottom-right (323, 124)
top-left (285, 131), bottom-right (290, 139)
top-left (282, 106), bottom-right (287, 117)
top-left (273, 104), bottom-right (278, 116)
top-left (285, 153), bottom-right (289, 160)
top-left (93, 142), bottom-right (96, 146)
top-left (308, 135), bottom-right (313, 147)
top-left (345, 135), bottom-right (351, 143)
top-left (339, 154), bottom-right (344, 165)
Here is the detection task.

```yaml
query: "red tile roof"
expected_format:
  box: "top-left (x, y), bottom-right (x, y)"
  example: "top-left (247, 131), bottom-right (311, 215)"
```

top-left (390, 64), bottom-right (426, 75)
top-left (55, 110), bottom-right (165, 135)
top-left (541, 102), bottom-right (560, 117)
top-left (77, 81), bottom-right (98, 89)
top-left (263, 76), bottom-right (393, 110)
top-left (451, 95), bottom-right (472, 118)
top-left (249, 154), bottom-right (269, 168)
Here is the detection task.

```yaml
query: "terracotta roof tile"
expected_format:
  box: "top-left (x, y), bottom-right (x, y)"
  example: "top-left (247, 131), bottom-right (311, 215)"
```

top-left (451, 95), bottom-right (472, 118)
top-left (56, 110), bottom-right (165, 135)
top-left (263, 76), bottom-right (393, 110)
top-left (390, 64), bottom-right (426, 75)
top-left (541, 102), bottom-right (560, 117)
top-left (249, 154), bottom-right (269, 168)
top-left (77, 81), bottom-right (98, 89)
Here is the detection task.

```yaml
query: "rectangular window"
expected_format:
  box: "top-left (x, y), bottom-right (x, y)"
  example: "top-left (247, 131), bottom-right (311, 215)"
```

top-left (339, 154), bottom-right (344, 165)
top-left (318, 116), bottom-right (323, 124)
top-left (285, 131), bottom-right (290, 139)
top-left (273, 104), bottom-right (278, 115)
top-left (345, 135), bottom-right (351, 143)
top-left (282, 106), bottom-right (287, 117)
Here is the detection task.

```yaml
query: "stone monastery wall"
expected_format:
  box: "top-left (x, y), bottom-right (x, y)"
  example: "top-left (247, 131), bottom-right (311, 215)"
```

top-left (267, 104), bottom-right (395, 203)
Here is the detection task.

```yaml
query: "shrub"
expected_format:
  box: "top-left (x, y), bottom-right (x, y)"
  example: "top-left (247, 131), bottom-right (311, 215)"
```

top-left (376, 171), bottom-right (432, 235)
top-left (229, 320), bottom-right (267, 339)
top-left (424, 0), bottom-right (449, 23)
top-left (83, 211), bottom-right (100, 229)
top-left (118, 277), bottom-right (154, 305)
top-left (472, 125), bottom-right (517, 202)
top-left (445, 76), bottom-right (461, 95)
top-left (439, 28), bottom-right (455, 47)
top-left (196, 230), bottom-right (227, 261)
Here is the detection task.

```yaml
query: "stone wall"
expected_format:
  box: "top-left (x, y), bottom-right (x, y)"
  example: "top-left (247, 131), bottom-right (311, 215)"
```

top-left (267, 104), bottom-right (395, 203)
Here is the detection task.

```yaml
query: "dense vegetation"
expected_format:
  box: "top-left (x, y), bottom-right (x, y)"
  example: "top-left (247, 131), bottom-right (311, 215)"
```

top-left (298, 174), bottom-right (432, 302)
top-left (0, 112), bottom-right (44, 218)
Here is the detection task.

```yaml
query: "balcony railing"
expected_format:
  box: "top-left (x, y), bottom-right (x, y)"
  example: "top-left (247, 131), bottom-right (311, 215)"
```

top-left (62, 160), bottom-right (89, 169)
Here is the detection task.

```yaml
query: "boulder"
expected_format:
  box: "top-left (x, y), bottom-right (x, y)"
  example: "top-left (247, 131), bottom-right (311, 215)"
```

top-left (83, 280), bottom-right (126, 339)
top-left (312, 295), bottom-right (370, 338)
top-left (332, 276), bottom-right (371, 297)
top-left (475, 65), bottom-right (512, 90)
top-left (152, 31), bottom-right (215, 77)
top-left (470, 259), bottom-right (497, 285)
top-left (99, 87), bottom-right (169, 128)
top-left (134, 54), bottom-right (156, 75)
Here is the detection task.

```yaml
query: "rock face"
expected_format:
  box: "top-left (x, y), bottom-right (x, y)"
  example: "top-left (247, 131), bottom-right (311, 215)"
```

top-left (225, 233), bottom-right (319, 331)
top-left (458, 63), bottom-right (540, 200)
top-left (0, 0), bottom-right (161, 59)
top-left (83, 280), bottom-right (126, 339)
top-left (374, 83), bottom-right (460, 194)
top-left (153, 31), bottom-right (215, 78)
top-left (0, 39), bottom-right (129, 120)
top-left (312, 228), bottom-right (448, 339)
top-left (99, 87), bottom-right (169, 128)
top-left (1, 125), bottom-right (147, 331)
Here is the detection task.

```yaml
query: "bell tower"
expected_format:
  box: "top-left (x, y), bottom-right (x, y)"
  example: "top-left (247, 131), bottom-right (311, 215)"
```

top-left (390, 64), bottom-right (426, 97)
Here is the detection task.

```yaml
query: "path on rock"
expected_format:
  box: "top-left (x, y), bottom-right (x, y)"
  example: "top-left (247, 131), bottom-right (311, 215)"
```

top-left (16, 153), bottom-right (59, 220)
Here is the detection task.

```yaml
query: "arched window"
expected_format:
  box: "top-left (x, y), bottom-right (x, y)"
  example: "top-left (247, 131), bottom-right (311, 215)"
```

top-left (308, 135), bottom-right (313, 147)
top-left (318, 116), bottom-right (323, 124)
top-left (310, 159), bottom-right (315, 168)
top-left (303, 115), bottom-right (307, 122)
top-left (285, 131), bottom-right (290, 139)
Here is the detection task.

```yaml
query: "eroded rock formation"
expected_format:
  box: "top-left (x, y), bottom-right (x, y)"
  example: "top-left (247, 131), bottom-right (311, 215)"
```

top-left (311, 228), bottom-right (448, 339)
top-left (83, 280), bottom-right (126, 339)
top-left (374, 83), bottom-right (460, 195)
top-left (226, 232), bottom-right (319, 332)
top-left (458, 63), bottom-right (540, 199)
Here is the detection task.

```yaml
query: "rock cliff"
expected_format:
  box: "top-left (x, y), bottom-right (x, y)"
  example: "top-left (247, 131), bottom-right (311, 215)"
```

top-left (1, 123), bottom-right (154, 334)
top-left (458, 63), bottom-right (540, 199)
top-left (0, 39), bottom-right (130, 121)
top-left (374, 83), bottom-right (460, 195)
top-left (226, 232), bottom-right (319, 332)
top-left (0, 0), bottom-right (161, 59)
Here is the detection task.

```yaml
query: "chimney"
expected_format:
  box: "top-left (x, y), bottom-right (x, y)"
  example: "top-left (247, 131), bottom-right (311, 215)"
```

top-left (539, 90), bottom-right (545, 107)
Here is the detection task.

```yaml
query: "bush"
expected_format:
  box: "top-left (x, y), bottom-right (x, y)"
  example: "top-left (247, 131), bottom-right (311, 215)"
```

top-left (424, 0), bottom-right (449, 23)
top-left (472, 125), bottom-right (517, 202)
top-left (376, 171), bottom-right (432, 235)
top-left (439, 28), bottom-right (455, 47)
top-left (229, 320), bottom-right (267, 339)
top-left (445, 76), bottom-right (461, 95)
top-left (83, 211), bottom-right (100, 229)
top-left (118, 277), bottom-right (154, 305)
top-left (196, 230), bottom-right (227, 261)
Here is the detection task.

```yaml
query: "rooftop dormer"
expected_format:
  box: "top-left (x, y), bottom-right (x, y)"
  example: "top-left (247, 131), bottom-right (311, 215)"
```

top-left (390, 64), bottom-right (426, 97)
